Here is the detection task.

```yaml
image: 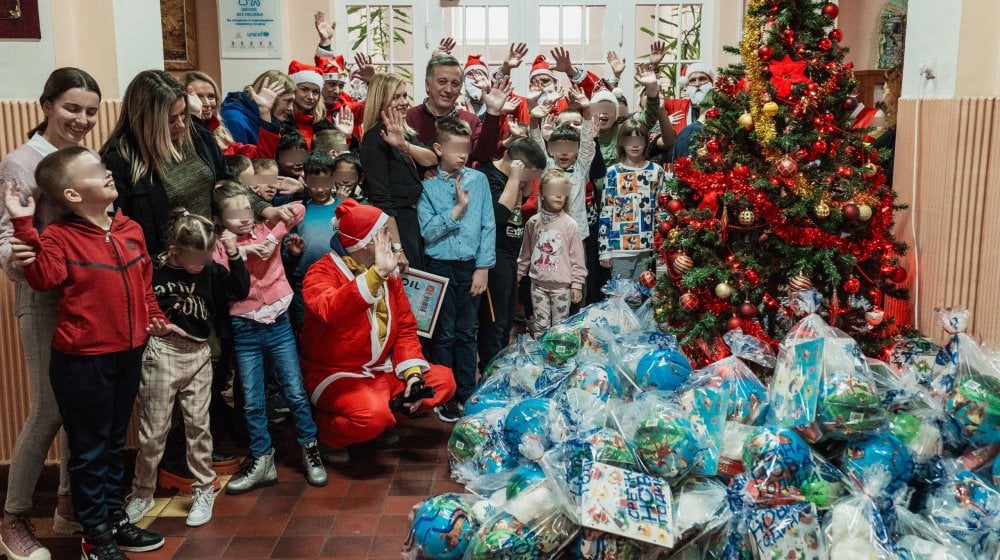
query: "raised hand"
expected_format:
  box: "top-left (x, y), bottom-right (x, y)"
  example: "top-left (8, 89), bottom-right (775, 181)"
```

top-left (636, 63), bottom-right (660, 96)
top-left (244, 242), bottom-right (274, 260)
top-left (380, 109), bottom-right (409, 151)
top-left (483, 77), bottom-right (514, 116)
top-left (186, 86), bottom-right (203, 117)
top-left (506, 115), bottom-right (527, 139)
top-left (541, 114), bottom-right (556, 142)
top-left (502, 42), bottom-right (529, 74)
top-left (501, 95), bottom-right (522, 115)
top-left (260, 205), bottom-right (295, 226)
top-left (248, 78), bottom-right (286, 114)
top-left (335, 105), bottom-right (355, 136)
top-left (353, 52), bottom-right (375, 83)
top-left (606, 50), bottom-right (626, 77)
top-left (550, 47), bottom-right (576, 75)
top-left (372, 228), bottom-right (399, 278)
top-left (530, 98), bottom-right (555, 120)
top-left (452, 174), bottom-right (469, 220)
top-left (432, 37), bottom-right (456, 56)
top-left (3, 181), bottom-right (34, 219)
top-left (568, 85), bottom-right (590, 111)
top-left (525, 88), bottom-right (543, 107)
top-left (315, 11), bottom-right (335, 44)
top-left (669, 111), bottom-right (685, 126)
top-left (649, 40), bottom-right (667, 66)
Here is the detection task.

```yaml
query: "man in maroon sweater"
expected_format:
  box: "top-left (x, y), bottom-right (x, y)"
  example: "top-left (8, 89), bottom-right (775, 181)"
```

top-left (406, 54), bottom-right (506, 165)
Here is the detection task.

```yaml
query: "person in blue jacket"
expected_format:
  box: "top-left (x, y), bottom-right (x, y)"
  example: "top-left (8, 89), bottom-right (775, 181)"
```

top-left (220, 70), bottom-right (296, 145)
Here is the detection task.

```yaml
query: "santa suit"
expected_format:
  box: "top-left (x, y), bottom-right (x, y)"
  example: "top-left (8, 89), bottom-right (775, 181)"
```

top-left (300, 251), bottom-right (456, 448)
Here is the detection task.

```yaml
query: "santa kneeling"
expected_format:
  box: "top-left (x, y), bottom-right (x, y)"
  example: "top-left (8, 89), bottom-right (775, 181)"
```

top-left (300, 199), bottom-right (456, 464)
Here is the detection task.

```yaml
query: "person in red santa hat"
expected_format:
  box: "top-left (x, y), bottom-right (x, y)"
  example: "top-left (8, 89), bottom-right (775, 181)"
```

top-left (498, 50), bottom-right (600, 117)
top-left (299, 199), bottom-right (456, 464)
top-left (316, 54), bottom-right (365, 142)
top-left (287, 60), bottom-right (337, 148)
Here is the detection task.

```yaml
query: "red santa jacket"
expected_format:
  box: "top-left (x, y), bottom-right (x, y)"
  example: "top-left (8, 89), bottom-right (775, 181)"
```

top-left (12, 211), bottom-right (165, 355)
top-left (300, 252), bottom-right (430, 405)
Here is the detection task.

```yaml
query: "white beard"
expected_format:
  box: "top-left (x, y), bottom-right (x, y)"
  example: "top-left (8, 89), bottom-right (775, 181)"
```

top-left (686, 84), bottom-right (713, 106)
top-left (464, 80), bottom-right (483, 102)
top-left (349, 78), bottom-right (368, 102)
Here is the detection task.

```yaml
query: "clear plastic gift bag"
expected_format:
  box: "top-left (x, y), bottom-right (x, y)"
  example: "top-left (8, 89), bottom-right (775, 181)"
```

top-left (608, 331), bottom-right (691, 399)
top-left (464, 482), bottom-right (579, 560)
top-left (943, 329), bottom-right (1000, 447)
top-left (674, 377), bottom-right (729, 477)
top-left (767, 290), bottom-right (886, 442)
top-left (894, 508), bottom-right (975, 560)
top-left (926, 308), bottom-right (973, 396)
top-left (823, 473), bottom-right (899, 560)
top-left (554, 348), bottom-right (622, 437)
top-left (920, 459), bottom-right (1000, 558)
top-left (503, 396), bottom-right (574, 462)
top-left (740, 425), bottom-right (840, 508)
top-left (450, 407), bottom-right (517, 486)
top-left (612, 391), bottom-right (707, 481)
top-left (407, 493), bottom-right (482, 560)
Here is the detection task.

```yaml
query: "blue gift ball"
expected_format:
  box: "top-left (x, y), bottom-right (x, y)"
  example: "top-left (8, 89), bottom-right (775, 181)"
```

top-left (506, 463), bottom-right (546, 500)
top-left (475, 442), bottom-right (515, 474)
top-left (413, 493), bottom-right (477, 560)
top-left (634, 348), bottom-right (693, 392)
top-left (564, 362), bottom-right (612, 401)
top-left (725, 376), bottom-right (770, 426)
top-left (633, 414), bottom-right (701, 478)
top-left (842, 432), bottom-right (914, 495)
top-left (465, 389), bottom-right (510, 416)
top-left (504, 398), bottom-right (554, 455)
top-left (742, 426), bottom-right (814, 489)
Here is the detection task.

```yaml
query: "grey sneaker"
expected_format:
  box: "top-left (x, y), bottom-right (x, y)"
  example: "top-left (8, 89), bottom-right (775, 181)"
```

top-left (123, 496), bottom-right (155, 524)
top-left (0, 512), bottom-right (50, 560)
top-left (225, 451), bottom-right (278, 495)
top-left (186, 489), bottom-right (214, 527)
top-left (302, 442), bottom-right (328, 487)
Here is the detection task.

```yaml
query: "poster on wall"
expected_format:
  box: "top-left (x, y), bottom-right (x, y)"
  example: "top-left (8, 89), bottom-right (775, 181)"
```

top-left (219, 0), bottom-right (282, 59)
top-left (0, 0), bottom-right (41, 40)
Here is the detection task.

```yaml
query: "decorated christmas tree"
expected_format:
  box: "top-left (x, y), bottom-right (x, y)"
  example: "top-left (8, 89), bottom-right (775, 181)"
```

top-left (651, 0), bottom-right (909, 365)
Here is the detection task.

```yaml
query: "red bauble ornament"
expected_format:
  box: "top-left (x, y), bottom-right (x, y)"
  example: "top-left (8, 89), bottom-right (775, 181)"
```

top-left (740, 301), bottom-right (758, 318)
top-left (777, 157), bottom-right (798, 177)
top-left (891, 266), bottom-right (909, 284)
top-left (639, 270), bottom-right (657, 289)
top-left (657, 220), bottom-right (674, 237)
top-left (843, 203), bottom-right (860, 221)
top-left (744, 269), bottom-right (760, 286)
top-left (704, 108), bottom-right (720, 119)
top-left (732, 165), bottom-right (750, 179)
top-left (843, 97), bottom-right (859, 112)
top-left (880, 262), bottom-right (896, 276)
top-left (679, 292), bottom-right (700, 312)
top-left (821, 2), bottom-right (839, 19)
top-left (657, 193), bottom-right (671, 209)
top-left (666, 199), bottom-right (684, 214)
top-left (726, 316), bottom-right (743, 331)
top-left (812, 140), bottom-right (828, 154)
top-left (673, 254), bottom-right (694, 274)
top-left (782, 29), bottom-right (796, 45)
top-left (843, 276), bottom-right (861, 294)
top-left (706, 139), bottom-right (721, 154)
top-left (829, 28), bottom-right (844, 42)
top-left (794, 149), bottom-right (810, 161)
top-left (758, 46), bottom-right (774, 61)
top-left (817, 38), bottom-right (832, 52)
top-left (837, 166), bottom-right (854, 177)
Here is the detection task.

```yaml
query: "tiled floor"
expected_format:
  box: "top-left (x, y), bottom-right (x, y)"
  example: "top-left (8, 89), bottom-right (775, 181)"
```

top-left (6, 413), bottom-right (464, 559)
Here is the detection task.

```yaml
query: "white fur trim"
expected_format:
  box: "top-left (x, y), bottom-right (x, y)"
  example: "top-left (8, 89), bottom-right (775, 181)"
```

top-left (465, 63), bottom-right (489, 76)
top-left (356, 274), bottom-right (380, 305)
top-left (530, 68), bottom-right (555, 80)
top-left (343, 212), bottom-right (389, 253)
top-left (395, 358), bottom-right (430, 376)
top-left (323, 72), bottom-right (347, 83)
top-left (290, 70), bottom-right (323, 89)
top-left (310, 371), bottom-right (372, 404)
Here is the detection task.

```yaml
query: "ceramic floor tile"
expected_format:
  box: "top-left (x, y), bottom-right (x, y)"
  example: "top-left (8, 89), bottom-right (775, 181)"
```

top-left (270, 534), bottom-right (327, 558)
top-left (329, 513), bottom-right (380, 536)
top-left (282, 514), bottom-right (336, 536)
top-left (222, 535), bottom-right (280, 558)
top-left (237, 513), bottom-right (291, 537)
top-left (173, 536), bottom-right (233, 559)
top-left (320, 535), bottom-right (374, 557)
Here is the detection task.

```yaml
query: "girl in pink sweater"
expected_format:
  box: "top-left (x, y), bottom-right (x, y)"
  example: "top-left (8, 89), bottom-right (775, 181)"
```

top-left (210, 181), bottom-right (328, 493)
top-left (517, 170), bottom-right (587, 338)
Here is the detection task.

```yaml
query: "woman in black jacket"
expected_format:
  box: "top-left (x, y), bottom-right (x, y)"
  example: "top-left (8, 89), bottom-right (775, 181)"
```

top-left (358, 72), bottom-right (438, 271)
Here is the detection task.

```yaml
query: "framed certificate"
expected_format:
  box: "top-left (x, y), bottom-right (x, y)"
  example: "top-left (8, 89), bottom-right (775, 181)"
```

top-left (400, 268), bottom-right (449, 338)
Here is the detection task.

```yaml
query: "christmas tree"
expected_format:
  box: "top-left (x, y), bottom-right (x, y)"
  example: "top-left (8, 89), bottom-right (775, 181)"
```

top-left (651, 0), bottom-right (909, 365)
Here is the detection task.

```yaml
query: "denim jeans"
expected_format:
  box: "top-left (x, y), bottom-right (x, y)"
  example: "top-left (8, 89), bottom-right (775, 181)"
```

top-left (231, 313), bottom-right (318, 457)
top-left (425, 258), bottom-right (481, 403)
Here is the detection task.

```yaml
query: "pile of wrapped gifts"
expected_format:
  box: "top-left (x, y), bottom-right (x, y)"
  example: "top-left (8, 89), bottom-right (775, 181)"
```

top-left (404, 280), bottom-right (1000, 560)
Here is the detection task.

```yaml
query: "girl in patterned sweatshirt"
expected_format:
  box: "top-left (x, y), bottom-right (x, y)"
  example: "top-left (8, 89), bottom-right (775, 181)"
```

top-left (517, 169), bottom-right (587, 338)
top-left (598, 119), bottom-right (670, 282)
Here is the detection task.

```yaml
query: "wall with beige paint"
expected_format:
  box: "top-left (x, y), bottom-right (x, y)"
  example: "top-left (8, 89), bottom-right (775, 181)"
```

top-left (837, 0), bottom-right (886, 70)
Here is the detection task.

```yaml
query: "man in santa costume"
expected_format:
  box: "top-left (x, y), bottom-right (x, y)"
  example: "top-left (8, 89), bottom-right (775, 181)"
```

top-left (300, 200), bottom-right (456, 464)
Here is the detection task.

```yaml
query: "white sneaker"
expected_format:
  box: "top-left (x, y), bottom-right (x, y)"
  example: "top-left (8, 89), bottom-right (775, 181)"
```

top-left (186, 489), bottom-right (214, 527)
top-left (123, 496), bottom-right (155, 524)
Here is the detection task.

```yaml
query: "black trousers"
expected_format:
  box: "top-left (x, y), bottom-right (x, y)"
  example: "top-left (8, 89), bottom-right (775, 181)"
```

top-left (478, 253), bottom-right (518, 372)
top-left (394, 206), bottom-right (425, 272)
top-left (585, 222), bottom-right (610, 304)
top-left (50, 346), bottom-right (144, 530)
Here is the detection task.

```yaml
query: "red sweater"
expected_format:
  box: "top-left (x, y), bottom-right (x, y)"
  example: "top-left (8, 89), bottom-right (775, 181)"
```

top-left (12, 211), bottom-right (165, 355)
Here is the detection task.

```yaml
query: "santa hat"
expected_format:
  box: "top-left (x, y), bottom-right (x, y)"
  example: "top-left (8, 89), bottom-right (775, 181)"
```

top-left (464, 55), bottom-right (489, 76)
top-left (591, 89), bottom-right (619, 106)
top-left (529, 55), bottom-right (555, 80)
top-left (679, 62), bottom-right (715, 86)
top-left (288, 60), bottom-right (324, 89)
top-left (333, 199), bottom-right (389, 253)
top-left (316, 55), bottom-right (348, 83)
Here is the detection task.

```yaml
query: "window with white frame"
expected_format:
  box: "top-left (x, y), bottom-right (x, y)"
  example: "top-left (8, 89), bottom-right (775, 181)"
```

top-left (635, 2), bottom-right (705, 99)
top-left (441, 4), bottom-right (511, 69)
top-left (345, 4), bottom-right (415, 82)
top-left (537, 5), bottom-right (609, 85)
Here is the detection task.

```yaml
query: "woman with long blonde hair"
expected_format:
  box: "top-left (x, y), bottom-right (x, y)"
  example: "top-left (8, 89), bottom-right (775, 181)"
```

top-left (358, 72), bottom-right (438, 271)
top-left (219, 69), bottom-right (296, 145)
top-left (184, 70), bottom-right (287, 159)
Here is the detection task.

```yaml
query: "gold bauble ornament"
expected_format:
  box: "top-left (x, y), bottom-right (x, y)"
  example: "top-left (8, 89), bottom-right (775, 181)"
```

top-left (672, 254), bottom-right (694, 274)
top-left (857, 204), bottom-right (873, 222)
top-left (813, 202), bottom-right (831, 219)
top-left (762, 101), bottom-right (779, 117)
top-left (738, 209), bottom-right (755, 225)
top-left (789, 274), bottom-right (813, 292)
top-left (738, 113), bottom-right (754, 130)
top-left (715, 282), bottom-right (733, 299)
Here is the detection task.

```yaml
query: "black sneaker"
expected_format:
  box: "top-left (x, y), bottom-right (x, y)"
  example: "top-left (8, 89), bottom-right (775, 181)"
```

top-left (81, 522), bottom-right (126, 560)
top-left (266, 392), bottom-right (290, 424)
top-left (110, 510), bottom-right (164, 552)
top-left (435, 400), bottom-right (462, 423)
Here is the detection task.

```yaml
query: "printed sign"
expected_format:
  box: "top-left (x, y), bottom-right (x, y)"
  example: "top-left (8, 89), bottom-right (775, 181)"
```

top-left (578, 461), bottom-right (675, 548)
top-left (400, 268), bottom-right (449, 338)
top-left (219, 0), bottom-right (282, 59)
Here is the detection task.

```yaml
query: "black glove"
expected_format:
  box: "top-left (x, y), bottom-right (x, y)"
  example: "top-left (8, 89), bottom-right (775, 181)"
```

top-left (390, 377), bottom-right (436, 416)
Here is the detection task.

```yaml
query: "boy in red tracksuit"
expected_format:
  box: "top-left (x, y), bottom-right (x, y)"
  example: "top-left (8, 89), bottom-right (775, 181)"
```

top-left (4, 146), bottom-right (170, 560)
top-left (300, 199), bottom-right (456, 465)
